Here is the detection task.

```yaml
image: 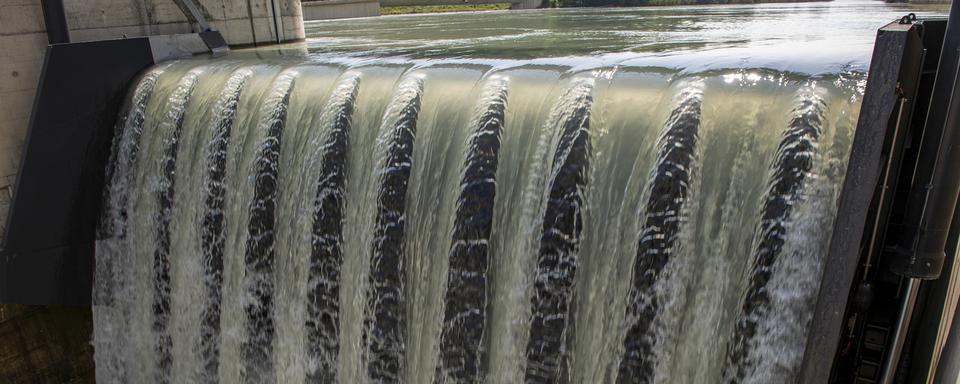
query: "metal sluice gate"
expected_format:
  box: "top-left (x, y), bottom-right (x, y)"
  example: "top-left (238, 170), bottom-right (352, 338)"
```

top-left (805, 0), bottom-right (960, 381)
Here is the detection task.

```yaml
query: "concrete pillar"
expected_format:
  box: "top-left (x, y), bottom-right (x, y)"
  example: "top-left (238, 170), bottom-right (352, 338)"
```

top-left (0, 0), bottom-right (306, 244)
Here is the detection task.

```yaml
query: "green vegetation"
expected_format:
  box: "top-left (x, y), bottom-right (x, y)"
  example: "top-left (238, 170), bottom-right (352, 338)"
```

top-left (381, 3), bottom-right (512, 14)
top-left (378, 0), bottom-right (822, 12)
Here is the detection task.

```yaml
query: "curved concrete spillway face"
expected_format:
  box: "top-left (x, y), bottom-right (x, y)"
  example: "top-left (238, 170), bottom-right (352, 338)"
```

top-left (94, 59), bottom-right (861, 384)
top-left (90, 1), bottom-right (951, 384)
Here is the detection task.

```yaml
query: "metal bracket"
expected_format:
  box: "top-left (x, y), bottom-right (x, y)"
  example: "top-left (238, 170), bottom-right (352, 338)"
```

top-left (173, 0), bottom-right (211, 32)
top-left (171, 0), bottom-right (229, 55)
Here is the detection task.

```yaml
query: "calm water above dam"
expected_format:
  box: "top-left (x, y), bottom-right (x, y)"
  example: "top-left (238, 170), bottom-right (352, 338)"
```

top-left (302, 0), bottom-right (947, 69)
top-left (94, 1), bottom-right (948, 383)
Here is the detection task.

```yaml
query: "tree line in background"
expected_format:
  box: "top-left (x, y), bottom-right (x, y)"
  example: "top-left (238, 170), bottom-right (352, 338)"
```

top-left (548, 0), bottom-right (821, 7)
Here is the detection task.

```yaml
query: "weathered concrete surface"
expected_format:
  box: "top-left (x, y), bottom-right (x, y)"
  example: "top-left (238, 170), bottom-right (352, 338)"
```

top-left (303, 0), bottom-right (380, 20)
top-left (0, 0), bottom-right (47, 246)
top-left (63, 0), bottom-right (306, 45)
top-left (0, 304), bottom-right (94, 383)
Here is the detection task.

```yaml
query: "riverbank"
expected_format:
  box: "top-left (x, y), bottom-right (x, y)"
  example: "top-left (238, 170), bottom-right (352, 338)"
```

top-left (381, 3), bottom-right (511, 14)
top-left (376, 0), bottom-right (832, 15)
top-left (551, 0), bottom-right (830, 8)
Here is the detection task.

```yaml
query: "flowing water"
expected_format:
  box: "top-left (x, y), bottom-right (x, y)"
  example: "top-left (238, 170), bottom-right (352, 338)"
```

top-left (94, 1), bottom-right (949, 383)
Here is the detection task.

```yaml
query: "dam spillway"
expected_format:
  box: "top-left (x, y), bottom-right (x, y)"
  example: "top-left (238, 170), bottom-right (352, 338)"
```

top-left (94, 59), bottom-right (862, 383)
top-left (89, 2), bottom-right (952, 383)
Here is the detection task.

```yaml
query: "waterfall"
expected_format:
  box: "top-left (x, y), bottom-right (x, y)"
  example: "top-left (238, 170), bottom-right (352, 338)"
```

top-left (437, 76), bottom-right (508, 383)
top-left (199, 67), bottom-right (255, 383)
top-left (305, 73), bottom-right (361, 384)
top-left (152, 66), bottom-right (206, 384)
top-left (724, 85), bottom-right (835, 384)
top-left (94, 59), bottom-right (863, 383)
top-left (525, 77), bottom-right (593, 384)
top-left (618, 81), bottom-right (703, 384)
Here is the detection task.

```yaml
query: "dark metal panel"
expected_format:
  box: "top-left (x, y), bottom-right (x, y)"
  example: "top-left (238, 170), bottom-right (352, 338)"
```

top-left (0, 38), bottom-right (155, 305)
top-left (1, 246), bottom-right (93, 305)
top-left (890, 0), bottom-right (960, 279)
top-left (798, 22), bottom-right (917, 384)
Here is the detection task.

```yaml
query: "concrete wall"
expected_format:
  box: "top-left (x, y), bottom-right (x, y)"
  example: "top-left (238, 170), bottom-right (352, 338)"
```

top-left (0, 0), bottom-right (306, 244)
top-left (0, 0), bottom-right (47, 246)
top-left (64, 0), bottom-right (306, 45)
